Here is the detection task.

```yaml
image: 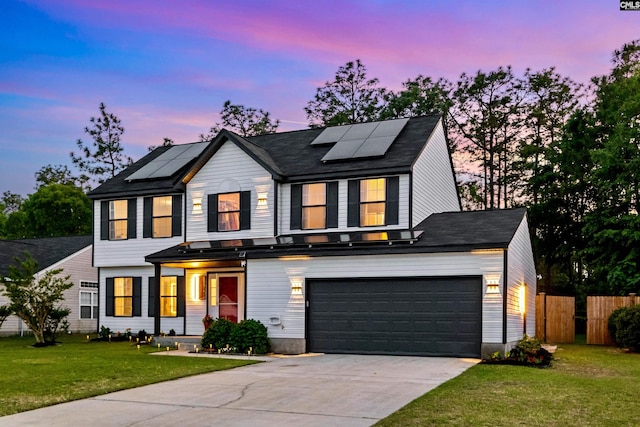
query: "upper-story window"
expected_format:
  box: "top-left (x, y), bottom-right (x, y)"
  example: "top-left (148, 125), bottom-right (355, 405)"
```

top-left (109, 200), bottom-right (128, 239)
top-left (101, 199), bottom-right (136, 240)
top-left (290, 182), bottom-right (338, 230)
top-left (302, 183), bottom-right (326, 229)
top-left (143, 195), bottom-right (182, 238)
top-left (219, 193), bottom-right (240, 231)
top-left (348, 176), bottom-right (399, 227)
top-left (360, 178), bottom-right (386, 226)
top-left (207, 191), bottom-right (251, 232)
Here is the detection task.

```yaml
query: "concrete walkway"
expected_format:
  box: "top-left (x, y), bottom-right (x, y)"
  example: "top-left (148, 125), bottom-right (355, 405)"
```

top-left (2, 352), bottom-right (478, 427)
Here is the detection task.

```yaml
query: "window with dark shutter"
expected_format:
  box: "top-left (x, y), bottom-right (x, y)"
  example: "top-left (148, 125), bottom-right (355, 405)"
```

top-left (208, 191), bottom-right (251, 232)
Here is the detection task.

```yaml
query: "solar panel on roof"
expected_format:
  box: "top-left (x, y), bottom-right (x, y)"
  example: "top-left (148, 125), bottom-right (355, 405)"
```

top-left (125, 142), bottom-right (207, 181)
top-left (321, 138), bottom-right (366, 162)
top-left (340, 122), bottom-right (377, 140)
top-left (146, 157), bottom-right (194, 178)
top-left (370, 118), bottom-right (409, 137)
top-left (319, 118), bottom-right (409, 162)
top-left (351, 135), bottom-right (396, 159)
top-left (310, 125), bottom-right (352, 145)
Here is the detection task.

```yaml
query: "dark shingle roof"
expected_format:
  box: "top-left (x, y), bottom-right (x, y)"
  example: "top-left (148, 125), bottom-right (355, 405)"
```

top-left (87, 145), bottom-right (191, 199)
top-left (0, 235), bottom-right (92, 276)
top-left (89, 115), bottom-right (443, 198)
top-left (145, 209), bottom-right (527, 263)
top-left (414, 208), bottom-right (528, 250)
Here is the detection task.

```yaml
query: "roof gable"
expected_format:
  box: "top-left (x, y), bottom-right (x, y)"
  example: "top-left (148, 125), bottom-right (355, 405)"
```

top-left (0, 235), bottom-right (92, 276)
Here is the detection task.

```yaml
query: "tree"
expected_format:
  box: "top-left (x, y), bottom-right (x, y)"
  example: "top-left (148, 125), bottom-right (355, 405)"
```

top-left (2, 211), bottom-right (27, 239)
top-left (0, 305), bottom-right (11, 330)
top-left (516, 68), bottom-right (582, 205)
top-left (449, 66), bottom-right (525, 209)
top-left (19, 184), bottom-right (92, 238)
top-left (581, 40), bottom-right (640, 295)
top-left (528, 109), bottom-right (597, 296)
top-left (0, 252), bottom-right (72, 344)
top-left (70, 102), bottom-right (132, 187)
top-left (200, 101), bottom-right (280, 141)
top-left (1, 191), bottom-right (24, 214)
top-left (35, 164), bottom-right (87, 190)
top-left (381, 75), bottom-right (453, 121)
top-left (305, 59), bottom-right (387, 127)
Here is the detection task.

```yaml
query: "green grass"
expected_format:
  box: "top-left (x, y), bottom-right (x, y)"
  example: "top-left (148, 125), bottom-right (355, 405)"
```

top-left (0, 334), bottom-right (257, 416)
top-left (376, 342), bottom-right (640, 426)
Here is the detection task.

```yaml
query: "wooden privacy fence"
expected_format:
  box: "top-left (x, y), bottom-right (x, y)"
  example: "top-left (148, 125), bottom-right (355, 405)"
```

top-left (536, 293), bottom-right (575, 343)
top-left (586, 294), bottom-right (640, 345)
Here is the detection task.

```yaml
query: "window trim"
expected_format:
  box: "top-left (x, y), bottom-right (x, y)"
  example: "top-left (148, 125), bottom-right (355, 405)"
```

top-left (148, 276), bottom-right (185, 318)
top-left (207, 191), bottom-right (251, 232)
top-left (101, 199), bottom-right (137, 240)
top-left (302, 183), bottom-right (327, 230)
top-left (105, 277), bottom-right (141, 317)
top-left (143, 195), bottom-right (182, 238)
top-left (291, 182), bottom-right (338, 230)
top-left (79, 289), bottom-right (98, 320)
top-left (348, 176), bottom-right (399, 227)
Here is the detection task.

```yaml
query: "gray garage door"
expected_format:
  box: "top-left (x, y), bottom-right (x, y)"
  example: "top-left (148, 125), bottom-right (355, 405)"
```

top-left (306, 277), bottom-right (482, 357)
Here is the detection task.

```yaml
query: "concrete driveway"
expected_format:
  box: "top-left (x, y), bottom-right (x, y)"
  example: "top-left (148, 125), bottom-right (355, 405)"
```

top-left (2, 353), bottom-right (478, 427)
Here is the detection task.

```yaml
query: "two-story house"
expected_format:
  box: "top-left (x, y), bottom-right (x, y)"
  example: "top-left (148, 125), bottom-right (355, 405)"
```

top-left (88, 115), bottom-right (536, 358)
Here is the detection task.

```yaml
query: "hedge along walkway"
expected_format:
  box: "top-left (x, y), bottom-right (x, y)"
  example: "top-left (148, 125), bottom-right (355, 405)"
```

top-left (0, 334), bottom-right (258, 416)
top-left (375, 341), bottom-right (640, 426)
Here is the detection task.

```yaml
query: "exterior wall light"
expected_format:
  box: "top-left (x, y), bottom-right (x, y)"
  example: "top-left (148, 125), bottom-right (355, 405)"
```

top-left (519, 284), bottom-right (526, 315)
top-left (291, 278), bottom-right (304, 296)
top-left (257, 192), bottom-right (268, 208)
top-left (486, 277), bottom-right (500, 294)
top-left (192, 197), bottom-right (203, 215)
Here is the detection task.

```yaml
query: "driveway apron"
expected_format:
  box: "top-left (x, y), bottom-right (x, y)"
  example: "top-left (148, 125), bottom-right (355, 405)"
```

top-left (1, 353), bottom-right (478, 427)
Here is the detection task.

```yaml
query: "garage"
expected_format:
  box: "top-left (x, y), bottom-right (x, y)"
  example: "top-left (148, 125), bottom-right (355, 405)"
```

top-left (306, 276), bottom-right (482, 357)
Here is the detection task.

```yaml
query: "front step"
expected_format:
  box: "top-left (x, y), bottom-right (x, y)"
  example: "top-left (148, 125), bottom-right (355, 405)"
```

top-left (155, 336), bottom-right (202, 350)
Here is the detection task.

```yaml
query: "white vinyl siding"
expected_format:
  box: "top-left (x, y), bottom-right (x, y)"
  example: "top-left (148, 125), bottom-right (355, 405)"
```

top-left (246, 250), bottom-right (505, 344)
top-left (506, 215), bottom-right (537, 341)
top-left (412, 119), bottom-right (460, 227)
top-left (186, 142), bottom-right (274, 241)
top-left (280, 175), bottom-right (410, 234)
top-left (93, 199), bottom-right (184, 267)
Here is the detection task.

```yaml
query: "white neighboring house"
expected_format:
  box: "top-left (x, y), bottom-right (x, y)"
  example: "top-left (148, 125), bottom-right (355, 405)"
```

top-left (0, 235), bottom-right (97, 335)
top-left (88, 115), bottom-right (537, 358)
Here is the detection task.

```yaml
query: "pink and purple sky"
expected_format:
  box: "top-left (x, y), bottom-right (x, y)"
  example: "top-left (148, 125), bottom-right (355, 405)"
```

top-left (1, 0), bottom-right (638, 196)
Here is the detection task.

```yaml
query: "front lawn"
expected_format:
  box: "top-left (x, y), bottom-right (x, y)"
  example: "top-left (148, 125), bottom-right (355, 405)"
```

top-left (377, 340), bottom-right (640, 426)
top-left (0, 334), bottom-right (257, 416)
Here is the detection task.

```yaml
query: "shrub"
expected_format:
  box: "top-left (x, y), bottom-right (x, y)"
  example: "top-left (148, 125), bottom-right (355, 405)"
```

top-left (137, 330), bottom-right (148, 342)
top-left (611, 305), bottom-right (640, 351)
top-left (168, 329), bottom-right (176, 336)
top-left (99, 325), bottom-right (111, 339)
top-left (229, 319), bottom-right (270, 354)
top-left (608, 306), bottom-right (627, 344)
top-left (484, 335), bottom-right (552, 367)
top-left (201, 318), bottom-right (235, 350)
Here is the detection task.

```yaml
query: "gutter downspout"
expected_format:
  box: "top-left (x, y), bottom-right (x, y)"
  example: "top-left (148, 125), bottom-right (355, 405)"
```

top-left (502, 249), bottom-right (508, 345)
top-left (153, 263), bottom-right (161, 336)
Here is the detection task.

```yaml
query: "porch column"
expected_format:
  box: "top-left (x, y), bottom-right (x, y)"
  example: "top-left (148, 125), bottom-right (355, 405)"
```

top-left (153, 263), bottom-right (161, 336)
